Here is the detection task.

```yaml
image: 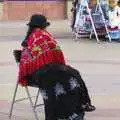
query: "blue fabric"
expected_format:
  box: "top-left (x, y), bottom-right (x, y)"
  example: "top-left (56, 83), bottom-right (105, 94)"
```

top-left (109, 30), bottom-right (120, 40)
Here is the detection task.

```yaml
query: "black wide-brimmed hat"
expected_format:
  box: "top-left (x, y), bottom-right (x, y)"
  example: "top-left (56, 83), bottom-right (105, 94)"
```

top-left (27, 14), bottom-right (50, 28)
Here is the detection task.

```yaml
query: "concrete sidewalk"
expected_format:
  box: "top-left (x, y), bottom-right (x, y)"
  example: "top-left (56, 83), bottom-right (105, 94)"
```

top-left (0, 38), bottom-right (120, 120)
top-left (0, 20), bottom-right (120, 120)
top-left (0, 20), bottom-right (72, 39)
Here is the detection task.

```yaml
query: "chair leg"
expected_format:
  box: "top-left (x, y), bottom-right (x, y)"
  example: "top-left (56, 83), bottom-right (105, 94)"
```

top-left (9, 82), bottom-right (19, 119)
top-left (25, 87), bottom-right (39, 120)
top-left (34, 89), bottom-right (40, 108)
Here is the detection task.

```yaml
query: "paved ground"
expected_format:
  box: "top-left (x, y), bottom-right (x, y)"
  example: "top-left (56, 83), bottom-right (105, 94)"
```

top-left (0, 20), bottom-right (72, 38)
top-left (0, 20), bottom-right (120, 120)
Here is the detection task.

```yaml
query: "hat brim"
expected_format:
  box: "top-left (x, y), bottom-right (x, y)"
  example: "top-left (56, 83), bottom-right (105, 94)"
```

top-left (27, 22), bottom-right (50, 28)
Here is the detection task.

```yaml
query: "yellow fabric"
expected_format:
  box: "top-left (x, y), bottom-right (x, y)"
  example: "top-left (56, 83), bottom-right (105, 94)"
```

top-left (108, 0), bottom-right (118, 8)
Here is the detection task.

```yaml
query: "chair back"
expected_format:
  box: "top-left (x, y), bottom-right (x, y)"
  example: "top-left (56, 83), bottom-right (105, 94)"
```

top-left (13, 50), bottom-right (22, 63)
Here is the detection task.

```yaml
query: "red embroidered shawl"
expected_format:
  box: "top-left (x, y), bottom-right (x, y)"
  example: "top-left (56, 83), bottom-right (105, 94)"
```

top-left (18, 29), bottom-right (65, 86)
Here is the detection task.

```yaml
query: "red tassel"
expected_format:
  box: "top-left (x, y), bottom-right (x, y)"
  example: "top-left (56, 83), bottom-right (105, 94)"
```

top-left (36, 58), bottom-right (40, 70)
top-left (52, 50), bottom-right (57, 62)
top-left (50, 50), bottom-right (54, 63)
top-left (38, 55), bottom-right (43, 69)
top-left (32, 60), bottom-right (35, 74)
top-left (59, 51), bottom-right (65, 64)
top-left (26, 63), bottom-right (30, 75)
top-left (29, 61), bottom-right (32, 75)
top-left (43, 52), bottom-right (48, 65)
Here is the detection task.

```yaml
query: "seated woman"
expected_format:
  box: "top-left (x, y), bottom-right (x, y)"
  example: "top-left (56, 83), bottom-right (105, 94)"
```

top-left (17, 14), bottom-right (95, 120)
top-left (18, 14), bottom-right (65, 86)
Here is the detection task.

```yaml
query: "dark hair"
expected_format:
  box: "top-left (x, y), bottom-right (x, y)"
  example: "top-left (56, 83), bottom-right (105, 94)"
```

top-left (21, 14), bottom-right (50, 47)
top-left (21, 26), bottom-right (35, 47)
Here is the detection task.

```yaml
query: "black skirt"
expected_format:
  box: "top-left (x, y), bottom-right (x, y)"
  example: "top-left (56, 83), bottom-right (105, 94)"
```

top-left (26, 63), bottom-right (92, 120)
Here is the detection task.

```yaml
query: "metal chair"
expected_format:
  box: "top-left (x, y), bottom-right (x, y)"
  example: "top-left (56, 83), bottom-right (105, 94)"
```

top-left (9, 50), bottom-right (44, 120)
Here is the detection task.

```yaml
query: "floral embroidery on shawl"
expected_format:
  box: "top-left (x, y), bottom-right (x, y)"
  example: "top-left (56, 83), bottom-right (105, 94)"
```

top-left (18, 29), bottom-right (65, 86)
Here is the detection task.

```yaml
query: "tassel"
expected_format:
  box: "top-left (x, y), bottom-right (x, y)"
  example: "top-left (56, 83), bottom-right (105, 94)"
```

top-left (43, 52), bottom-right (49, 65)
top-left (36, 58), bottom-right (40, 70)
top-left (46, 51), bottom-right (52, 63)
top-left (52, 50), bottom-right (57, 63)
top-left (39, 55), bottom-right (44, 68)
top-left (28, 61), bottom-right (32, 75)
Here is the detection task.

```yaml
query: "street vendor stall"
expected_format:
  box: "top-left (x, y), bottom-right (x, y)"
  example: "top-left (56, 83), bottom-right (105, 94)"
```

top-left (71, 0), bottom-right (120, 42)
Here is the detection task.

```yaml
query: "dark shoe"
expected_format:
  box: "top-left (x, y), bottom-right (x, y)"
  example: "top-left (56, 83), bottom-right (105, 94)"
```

top-left (82, 104), bottom-right (96, 112)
